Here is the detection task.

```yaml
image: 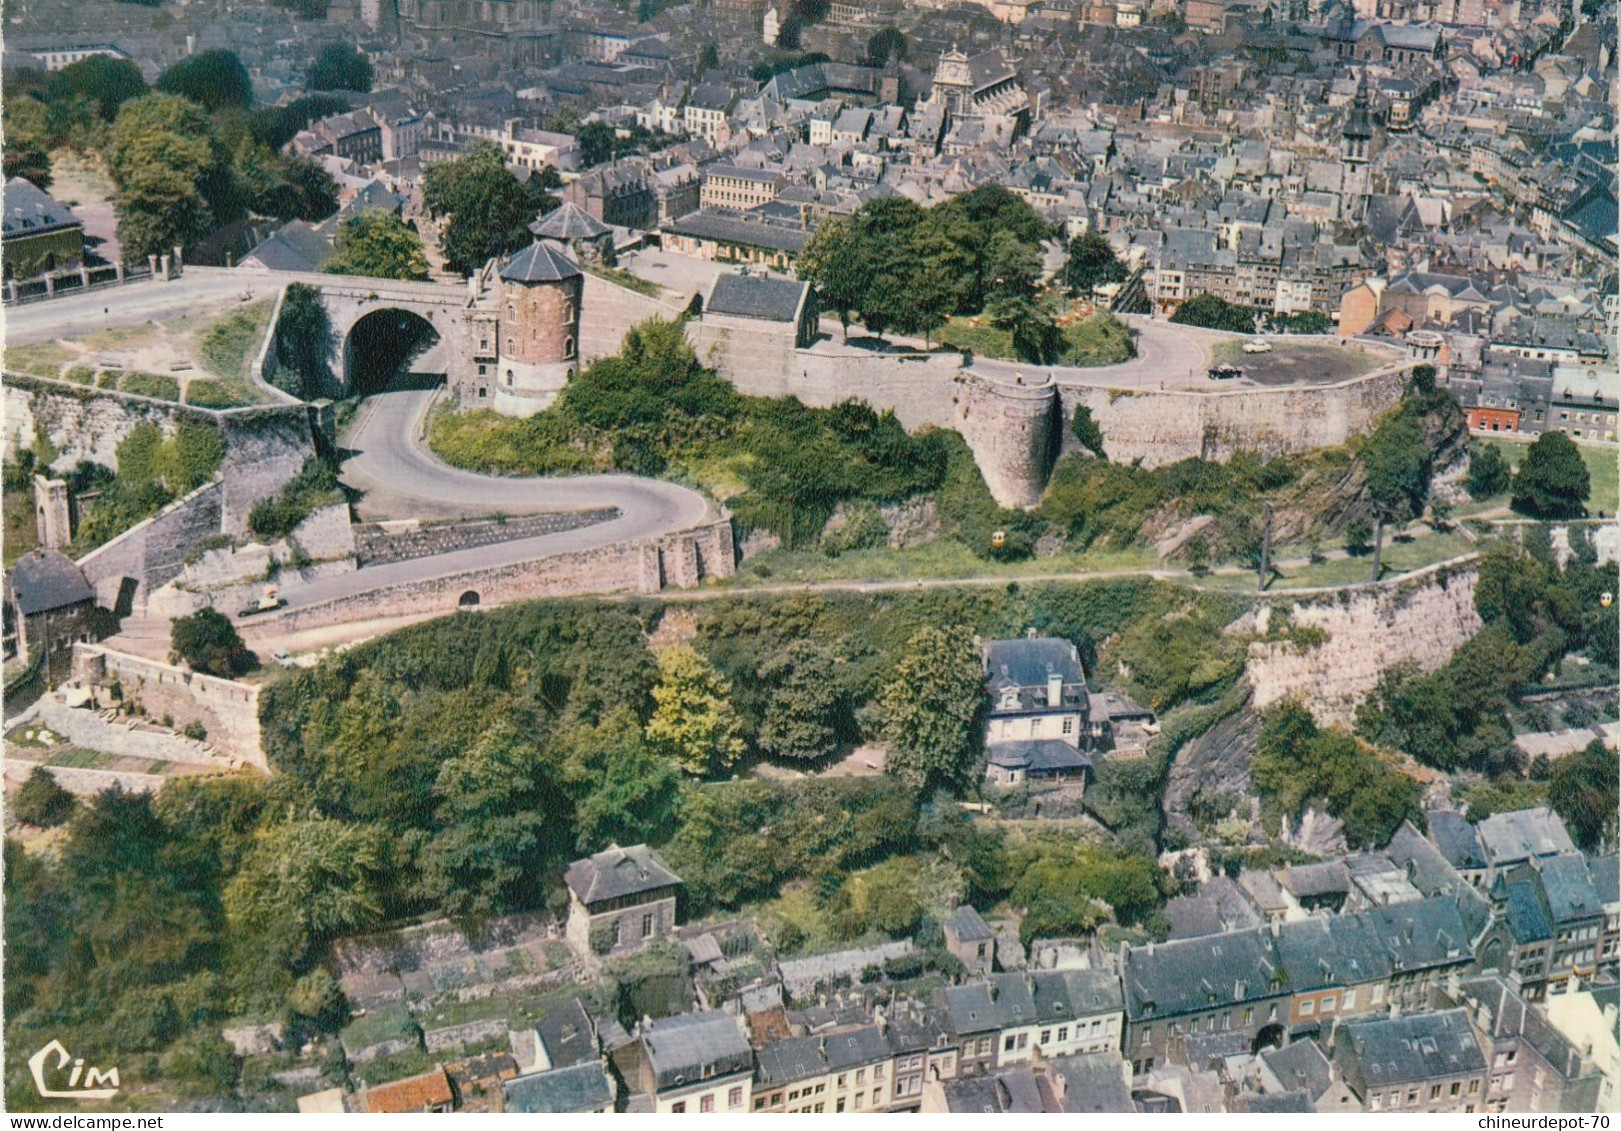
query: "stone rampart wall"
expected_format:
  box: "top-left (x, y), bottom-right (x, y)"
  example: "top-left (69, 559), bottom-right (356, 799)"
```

top-left (3, 760), bottom-right (168, 796)
top-left (38, 697), bottom-right (234, 767)
top-left (69, 644), bottom-right (266, 769)
top-left (77, 482), bottom-right (224, 613)
top-left (256, 520), bottom-right (734, 634)
top-left (1247, 561), bottom-right (1482, 726)
top-left (1057, 366), bottom-right (1411, 468)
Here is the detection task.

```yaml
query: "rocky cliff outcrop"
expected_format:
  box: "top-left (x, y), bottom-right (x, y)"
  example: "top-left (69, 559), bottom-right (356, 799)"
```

top-left (1247, 563), bottom-right (1482, 726)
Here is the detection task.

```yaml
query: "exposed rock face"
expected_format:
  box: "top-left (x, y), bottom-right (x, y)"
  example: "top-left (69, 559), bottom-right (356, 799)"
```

top-left (1247, 564), bottom-right (1482, 726)
top-left (1162, 706), bottom-right (1259, 842)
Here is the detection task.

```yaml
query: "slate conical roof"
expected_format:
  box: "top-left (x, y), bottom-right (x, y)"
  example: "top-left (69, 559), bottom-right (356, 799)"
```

top-left (529, 201), bottom-right (611, 240)
top-left (499, 239), bottom-right (582, 284)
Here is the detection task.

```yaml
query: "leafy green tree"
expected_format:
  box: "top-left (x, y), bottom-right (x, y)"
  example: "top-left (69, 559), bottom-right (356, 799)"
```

top-left (798, 215), bottom-right (868, 339)
top-left (108, 94), bottom-right (237, 260)
top-left (248, 93), bottom-right (350, 150)
top-left (47, 54), bottom-right (147, 122)
top-left (985, 229), bottom-right (1043, 304)
top-left (1467, 442), bottom-right (1512, 498)
top-left (170, 608), bottom-right (254, 677)
top-left (1062, 230), bottom-right (1126, 296)
top-left (880, 625), bottom-right (985, 794)
top-left (564, 711), bottom-right (683, 851)
top-left (1548, 740), bottom-right (1618, 852)
top-left (1071, 403), bottom-right (1106, 457)
top-left (420, 718), bottom-right (560, 916)
top-left (988, 294), bottom-right (1062, 363)
top-left (323, 212), bottom-right (430, 281)
top-left (1170, 293), bottom-right (1255, 333)
top-left (1512, 431), bottom-right (1590, 518)
top-left (274, 282), bottom-right (331, 398)
top-left (155, 50), bottom-right (253, 112)
top-left (3, 96), bottom-right (53, 188)
top-left (698, 41), bottom-right (720, 72)
top-left (421, 141), bottom-right (537, 274)
top-left (1345, 515), bottom-right (1374, 554)
top-left (646, 646), bottom-right (747, 776)
top-left (1474, 542), bottom-right (1549, 644)
top-left (224, 819), bottom-right (389, 966)
top-left (576, 121), bottom-right (616, 167)
top-left (867, 26), bottom-right (907, 65)
top-left (12, 767), bottom-right (76, 827)
top-left (1361, 406), bottom-right (1429, 517)
top-left (757, 640), bottom-right (842, 761)
top-left (306, 43), bottom-right (373, 92)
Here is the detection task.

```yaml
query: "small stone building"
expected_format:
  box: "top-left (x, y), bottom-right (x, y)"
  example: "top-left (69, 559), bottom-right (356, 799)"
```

top-left (5, 548), bottom-right (97, 681)
top-left (3, 177), bottom-right (83, 281)
top-left (943, 905), bottom-right (996, 976)
top-left (564, 843), bottom-right (683, 961)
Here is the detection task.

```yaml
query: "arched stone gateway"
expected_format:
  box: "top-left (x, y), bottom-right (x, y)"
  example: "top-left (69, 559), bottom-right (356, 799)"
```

top-left (457, 590), bottom-right (481, 609)
top-left (343, 308), bottom-right (441, 394)
top-left (307, 274), bottom-right (492, 398)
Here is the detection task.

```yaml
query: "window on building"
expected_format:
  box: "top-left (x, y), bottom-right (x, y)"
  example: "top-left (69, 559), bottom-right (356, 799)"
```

top-left (1058, 1027), bottom-right (1069, 1042)
top-left (671, 1102), bottom-right (686, 1113)
top-left (641, 913), bottom-right (654, 938)
top-left (1300, 999), bottom-right (1315, 1016)
top-left (873, 1066), bottom-right (883, 1081)
top-left (1004, 1035), bottom-right (1017, 1052)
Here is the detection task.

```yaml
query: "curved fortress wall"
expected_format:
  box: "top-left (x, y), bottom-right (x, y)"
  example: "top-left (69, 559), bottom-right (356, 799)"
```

top-left (690, 322), bottom-right (1058, 507)
top-left (690, 319), bottom-right (1412, 507)
top-left (1055, 366), bottom-right (1412, 467)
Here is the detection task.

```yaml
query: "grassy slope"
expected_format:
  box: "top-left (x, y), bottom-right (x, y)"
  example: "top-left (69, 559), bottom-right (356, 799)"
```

top-left (1471, 434), bottom-right (1619, 517)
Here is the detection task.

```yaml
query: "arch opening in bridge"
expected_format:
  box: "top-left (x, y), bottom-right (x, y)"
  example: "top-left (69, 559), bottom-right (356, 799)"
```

top-left (457, 590), bottom-right (481, 609)
top-left (343, 308), bottom-right (443, 395)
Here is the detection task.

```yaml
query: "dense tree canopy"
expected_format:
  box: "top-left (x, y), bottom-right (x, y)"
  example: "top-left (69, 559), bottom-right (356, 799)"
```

top-left (421, 142), bottom-right (544, 275)
top-left (646, 646), bottom-right (747, 777)
top-left (1548, 740), bottom-right (1618, 852)
top-left (107, 94), bottom-right (238, 260)
top-left (155, 50), bottom-right (254, 113)
top-left (1467, 442), bottom-right (1512, 499)
top-left (1062, 231), bottom-right (1126, 296)
top-left (46, 54), bottom-right (148, 124)
top-left (798, 186), bottom-right (1053, 342)
top-left (170, 608), bottom-right (254, 677)
top-left (1253, 700), bottom-right (1423, 848)
top-left (1512, 431), bottom-right (1590, 518)
top-left (880, 626), bottom-right (986, 794)
top-left (306, 43), bottom-right (373, 92)
top-left (323, 212), bottom-right (430, 281)
top-left (1170, 293), bottom-right (1256, 332)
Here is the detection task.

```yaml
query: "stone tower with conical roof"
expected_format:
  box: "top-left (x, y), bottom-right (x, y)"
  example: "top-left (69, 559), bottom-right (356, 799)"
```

top-left (492, 238), bottom-right (582, 416)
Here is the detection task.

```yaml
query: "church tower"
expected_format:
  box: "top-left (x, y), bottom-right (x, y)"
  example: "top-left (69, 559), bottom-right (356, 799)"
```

top-left (492, 239), bottom-right (582, 416)
top-left (1340, 68), bottom-right (1381, 220)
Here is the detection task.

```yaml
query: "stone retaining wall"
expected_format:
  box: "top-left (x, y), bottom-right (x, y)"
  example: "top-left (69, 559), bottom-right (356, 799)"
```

top-left (353, 508), bottom-right (619, 566)
top-left (38, 697), bottom-right (232, 767)
top-left (77, 482), bottom-right (224, 614)
top-left (423, 1018), bottom-right (509, 1053)
top-left (3, 760), bottom-right (167, 796)
top-left (257, 519), bottom-right (735, 634)
top-left (69, 644), bottom-right (266, 769)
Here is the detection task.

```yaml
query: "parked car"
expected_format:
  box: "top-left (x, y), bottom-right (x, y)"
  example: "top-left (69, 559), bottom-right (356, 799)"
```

top-left (1243, 339), bottom-right (1273, 354)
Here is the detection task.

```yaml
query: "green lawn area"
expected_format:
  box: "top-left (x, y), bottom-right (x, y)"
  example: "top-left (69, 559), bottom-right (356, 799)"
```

top-left (197, 299), bottom-right (275, 381)
top-left (732, 540), bottom-right (1160, 585)
top-left (1187, 527), bottom-right (1483, 592)
top-left (7, 341), bottom-right (75, 377)
top-left (185, 378), bottom-right (260, 408)
top-left (937, 310), bottom-right (1136, 368)
top-left (46, 748), bottom-right (115, 769)
top-left (119, 372), bottom-right (181, 401)
top-left (584, 262), bottom-right (663, 298)
top-left (1470, 434), bottom-right (1619, 518)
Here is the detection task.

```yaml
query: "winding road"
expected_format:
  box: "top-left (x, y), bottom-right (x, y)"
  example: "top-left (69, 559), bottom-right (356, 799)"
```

top-left (269, 384), bottom-right (711, 612)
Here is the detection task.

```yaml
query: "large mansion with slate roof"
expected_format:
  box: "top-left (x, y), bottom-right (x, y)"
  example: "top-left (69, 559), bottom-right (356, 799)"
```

top-left (981, 633), bottom-right (1095, 787)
